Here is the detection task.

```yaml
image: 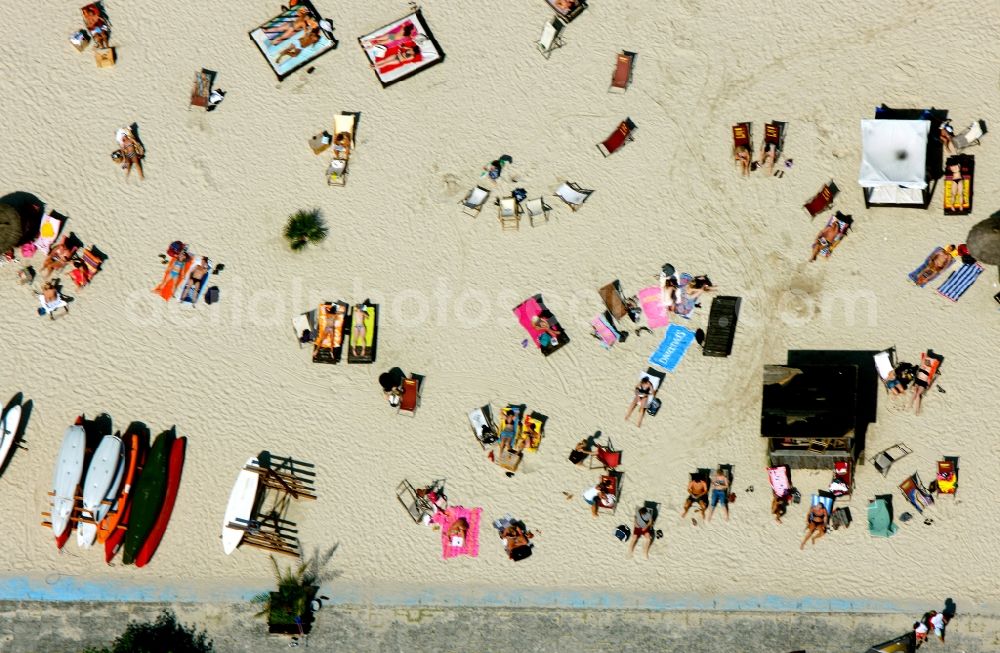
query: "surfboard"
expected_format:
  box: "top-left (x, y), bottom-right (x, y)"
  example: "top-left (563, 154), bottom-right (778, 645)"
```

top-left (50, 421), bottom-right (86, 542)
top-left (98, 426), bottom-right (145, 545)
top-left (222, 457), bottom-right (260, 554)
top-left (78, 434), bottom-right (126, 548)
top-left (0, 403), bottom-right (22, 474)
top-left (134, 437), bottom-right (186, 567)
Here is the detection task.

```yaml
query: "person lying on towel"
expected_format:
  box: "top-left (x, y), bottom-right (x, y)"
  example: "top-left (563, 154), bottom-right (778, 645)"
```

top-left (809, 219), bottom-right (846, 261)
top-left (801, 502), bottom-right (829, 550)
top-left (912, 245), bottom-right (956, 286)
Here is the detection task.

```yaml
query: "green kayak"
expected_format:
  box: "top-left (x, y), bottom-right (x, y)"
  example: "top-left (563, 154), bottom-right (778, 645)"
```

top-left (122, 429), bottom-right (174, 564)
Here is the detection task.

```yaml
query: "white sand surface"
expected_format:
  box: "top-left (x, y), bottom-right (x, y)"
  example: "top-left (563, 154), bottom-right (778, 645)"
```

top-left (1, 0), bottom-right (999, 610)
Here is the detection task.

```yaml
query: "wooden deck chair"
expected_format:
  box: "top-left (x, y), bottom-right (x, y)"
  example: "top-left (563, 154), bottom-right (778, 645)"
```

top-left (870, 442), bottom-right (912, 477)
top-left (732, 121), bottom-right (751, 155)
top-left (951, 119), bottom-right (987, 150)
top-left (396, 480), bottom-right (434, 523)
top-left (803, 181), bottom-right (839, 217)
top-left (460, 186), bottom-right (490, 217)
top-left (496, 196), bottom-right (521, 231)
top-left (609, 51), bottom-right (636, 92)
top-left (536, 16), bottom-right (565, 59)
top-left (554, 181), bottom-right (593, 211)
top-left (190, 69), bottom-right (215, 109)
top-left (588, 439), bottom-right (622, 471)
top-left (702, 296), bottom-right (740, 357)
top-left (757, 121), bottom-right (785, 172)
top-left (935, 456), bottom-right (958, 498)
top-left (522, 197), bottom-right (552, 227)
top-left (398, 374), bottom-right (423, 416)
top-left (597, 118), bottom-right (636, 157)
top-left (598, 280), bottom-right (630, 321)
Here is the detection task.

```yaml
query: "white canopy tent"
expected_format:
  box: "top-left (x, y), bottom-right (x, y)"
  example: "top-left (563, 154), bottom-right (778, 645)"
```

top-left (858, 119), bottom-right (933, 207)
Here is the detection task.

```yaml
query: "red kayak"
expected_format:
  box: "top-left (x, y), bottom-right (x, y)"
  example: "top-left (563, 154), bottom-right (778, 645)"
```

top-left (134, 437), bottom-right (186, 568)
top-left (105, 436), bottom-right (147, 564)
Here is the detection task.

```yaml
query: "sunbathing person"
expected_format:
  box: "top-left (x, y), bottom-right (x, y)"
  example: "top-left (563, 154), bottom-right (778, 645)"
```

top-left (370, 40), bottom-right (422, 72)
top-left (946, 162), bottom-right (964, 207)
top-left (706, 468), bottom-right (730, 523)
top-left (553, 0), bottom-right (579, 14)
top-left (800, 502), bottom-right (829, 549)
top-left (734, 144), bottom-right (752, 176)
top-left (568, 438), bottom-right (595, 465)
top-left (498, 409), bottom-right (521, 451)
top-left (758, 140), bottom-right (778, 175)
top-left (912, 245), bottom-right (956, 286)
top-left (447, 517), bottom-right (469, 546)
top-left (351, 304), bottom-right (368, 358)
top-left (771, 493), bottom-right (789, 524)
top-left (82, 4), bottom-right (110, 49)
top-left (910, 354), bottom-right (940, 415)
top-left (332, 132), bottom-right (352, 159)
top-left (500, 522), bottom-right (533, 558)
top-left (179, 257), bottom-right (209, 300)
top-left (939, 121), bottom-right (957, 155)
top-left (531, 312), bottom-right (561, 342)
top-left (315, 305), bottom-right (345, 350)
top-left (41, 242), bottom-right (73, 278)
top-left (624, 376), bottom-right (654, 427)
top-left (884, 367), bottom-right (906, 396)
top-left (115, 128), bottom-right (144, 180)
top-left (263, 7), bottom-right (315, 46)
top-left (362, 22), bottom-right (416, 49)
top-left (680, 475), bottom-right (709, 522)
top-left (809, 219), bottom-right (844, 262)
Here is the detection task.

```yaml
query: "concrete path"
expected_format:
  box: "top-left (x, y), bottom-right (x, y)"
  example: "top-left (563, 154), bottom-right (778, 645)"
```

top-left (0, 601), bottom-right (996, 652)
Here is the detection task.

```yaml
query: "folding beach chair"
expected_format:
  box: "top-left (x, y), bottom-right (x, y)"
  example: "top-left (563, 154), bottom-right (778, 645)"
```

top-left (935, 456), bottom-right (958, 499)
top-left (398, 374), bottom-right (423, 416)
top-left (951, 119), bottom-right (987, 150)
top-left (870, 443), bottom-right (912, 477)
top-left (291, 309), bottom-right (317, 348)
top-left (588, 438), bottom-right (622, 471)
top-left (37, 292), bottom-right (69, 320)
top-left (69, 247), bottom-right (105, 288)
top-left (609, 51), bottom-right (636, 92)
top-left (596, 470), bottom-right (623, 514)
top-left (396, 479), bottom-right (434, 523)
top-left (496, 196), bottom-right (521, 231)
top-left (554, 181), bottom-right (593, 211)
top-left (732, 121), bottom-right (751, 156)
top-left (536, 16), bottom-right (565, 59)
top-left (597, 118), bottom-right (636, 157)
top-left (521, 197), bottom-right (552, 227)
top-left (898, 472), bottom-right (934, 514)
top-left (767, 465), bottom-right (791, 499)
top-left (803, 181), bottom-right (839, 217)
top-left (190, 69), bottom-right (215, 109)
top-left (758, 121), bottom-right (785, 167)
top-left (598, 280), bottom-right (634, 322)
top-left (460, 186), bottom-right (490, 217)
top-left (830, 460), bottom-right (852, 499)
top-left (872, 347), bottom-right (896, 392)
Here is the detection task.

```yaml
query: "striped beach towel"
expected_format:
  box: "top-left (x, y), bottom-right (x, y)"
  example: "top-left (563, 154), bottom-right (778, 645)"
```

top-left (937, 262), bottom-right (983, 302)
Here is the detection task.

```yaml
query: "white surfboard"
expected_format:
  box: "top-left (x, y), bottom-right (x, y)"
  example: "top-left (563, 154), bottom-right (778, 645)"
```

top-left (0, 403), bottom-right (22, 473)
top-left (78, 434), bottom-right (124, 548)
top-left (221, 457), bottom-right (260, 555)
top-left (51, 424), bottom-right (86, 539)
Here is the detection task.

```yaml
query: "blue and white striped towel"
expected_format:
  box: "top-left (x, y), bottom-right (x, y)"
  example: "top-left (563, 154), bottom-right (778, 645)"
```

top-left (937, 262), bottom-right (983, 302)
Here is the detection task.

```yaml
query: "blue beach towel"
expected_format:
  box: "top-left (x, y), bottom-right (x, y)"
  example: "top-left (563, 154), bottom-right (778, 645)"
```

top-left (648, 324), bottom-right (695, 372)
top-left (937, 262), bottom-right (983, 302)
top-left (908, 248), bottom-right (954, 287)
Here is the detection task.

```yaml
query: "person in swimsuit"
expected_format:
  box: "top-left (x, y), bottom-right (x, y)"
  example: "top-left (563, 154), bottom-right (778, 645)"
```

top-left (801, 502), bottom-right (829, 549)
top-left (910, 353), bottom-right (941, 415)
top-left (625, 377), bottom-right (654, 427)
top-left (362, 22), bottom-right (417, 48)
top-left (447, 517), bottom-right (469, 546)
top-left (772, 492), bottom-right (789, 524)
top-left (914, 246), bottom-right (956, 286)
top-left (153, 251), bottom-right (190, 296)
top-left (498, 409), bottom-right (521, 451)
top-left (706, 468), bottom-right (730, 522)
top-left (734, 144), bottom-right (752, 176)
top-left (500, 522), bottom-right (532, 558)
top-left (179, 257), bottom-right (209, 301)
top-left (41, 242), bottom-right (73, 278)
top-left (263, 6), bottom-right (315, 46)
top-left (681, 475), bottom-right (709, 522)
top-left (115, 128), bottom-right (144, 181)
top-left (884, 367), bottom-right (906, 396)
top-left (315, 304), bottom-right (345, 350)
top-left (370, 40), bottom-right (422, 72)
top-left (351, 304), bottom-right (369, 358)
top-left (627, 507), bottom-right (656, 559)
top-left (946, 162), bottom-right (964, 208)
top-left (810, 219), bottom-right (844, 261)
top-left (758, 140), bottom-right (778, 175)
top-left (82, 4), bottom-right (110, 49)
top-left (531, 312), bottom-right (561, 342)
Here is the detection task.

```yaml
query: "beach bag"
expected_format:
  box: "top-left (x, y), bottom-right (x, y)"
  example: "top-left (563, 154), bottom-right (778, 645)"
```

top-left (645, 397), bottom-right (661, 416)
top-left (205, 286), bottom-right (220, 304)
top-left (614, 525), bottom-right (630, 541)
top-left (568, 449), bottom-right (588, 465)
top-left (510, 544), bottom-right (532, 561)
top-left (791, 488), bottom-right (802, 504)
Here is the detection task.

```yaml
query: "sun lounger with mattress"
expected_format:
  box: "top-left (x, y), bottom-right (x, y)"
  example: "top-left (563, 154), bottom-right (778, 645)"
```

top-left (803, 181), bottom-right (839, 217)
top-left (597, 118), bottom-right (636, 157)
top-left (327, 112), bottom-right (357, 186)
top-left (767, 465), bottom-right (791, 499)
top-left (313, 301), bottom-right (348, 364)
top-left (347, 303), bottom-right (378, 363)
top-left (34, 212), bottom-right (64, 255)
top-left (732, 122), bottom-right (751, 170)
top-left (830, 460), bottom-right (852, 499)
top-left (517, 413), bottom-right (545, 453)
top-left (513, 294), bottom-right (569, 355)
top-left (190, 69), bottom-right (215, 109)
top-left (70, 247), bottom-right (105, 288)
top-left (943, 154), bottom-right (973, 215)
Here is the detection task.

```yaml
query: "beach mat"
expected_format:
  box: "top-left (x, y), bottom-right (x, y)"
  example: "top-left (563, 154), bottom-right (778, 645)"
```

top-left (637, 286), bottom-right (670, 329)
top-left (648, 324), bottom-right (695, 372)
top-left (937, 261), bottom-right (983, 302)
top-left (432, 506), bottom-right (481, 559)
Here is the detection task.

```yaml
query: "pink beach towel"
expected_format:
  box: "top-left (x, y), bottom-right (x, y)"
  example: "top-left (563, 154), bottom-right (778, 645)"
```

top-left (591, 314), bottom-right (616, 347)
top-left (767, 466), bottom-right (790, 498)
top-left (431, 506), bottom-right (482, 559)
top-left (637, 287), bottom-right (670, 329)
top-left (513, 296), bottom-right (544, 347)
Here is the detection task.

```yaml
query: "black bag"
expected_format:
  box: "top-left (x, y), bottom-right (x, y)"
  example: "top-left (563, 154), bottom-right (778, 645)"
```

top-left (645, 397), bottom-right (662, 416)
top-left (205, 286), bottom-right (220, 305)
top-left (614, 525), bottom-right (630, 541)
top-left (568, 449), bottom-right (588, 465)
top-left (791, 488), bottom-right (802, 504)
top-left (510, 544), bottom-right (532, 561)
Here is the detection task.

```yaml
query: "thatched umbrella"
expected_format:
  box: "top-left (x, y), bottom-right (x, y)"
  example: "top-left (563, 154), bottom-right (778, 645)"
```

top-left (967, 213), bottom-right (1000, 266)
top-left (0, 203), bottom-right (21, 254)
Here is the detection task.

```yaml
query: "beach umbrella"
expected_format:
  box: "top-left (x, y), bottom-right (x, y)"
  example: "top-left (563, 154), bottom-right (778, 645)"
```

top-left (966, 213), bottom-right (1000, 265)
top-left (0, 203), bottom-right (21, 253)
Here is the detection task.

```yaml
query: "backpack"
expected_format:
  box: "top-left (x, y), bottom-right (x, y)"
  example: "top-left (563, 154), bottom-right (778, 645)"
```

top-left (205, 286), bottom-right (220, 305)
top-left (614, 525), bottom-right (631, 541)
top-left (645, 397), bottom-right (662, 416)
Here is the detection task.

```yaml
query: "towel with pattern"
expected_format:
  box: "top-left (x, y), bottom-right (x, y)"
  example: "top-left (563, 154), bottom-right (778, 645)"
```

top-left (637, 286), bottom-right (670, 329)
top-left (431, 506), bottom-right (481, 559)
top-left (937, 261), bottom-right (983, 302)
top-left (908, 247), bottom-right (955, 287)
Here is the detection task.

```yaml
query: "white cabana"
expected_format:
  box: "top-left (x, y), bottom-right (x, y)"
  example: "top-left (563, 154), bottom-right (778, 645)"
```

top-left (858, 119), bottom-right (932, 207)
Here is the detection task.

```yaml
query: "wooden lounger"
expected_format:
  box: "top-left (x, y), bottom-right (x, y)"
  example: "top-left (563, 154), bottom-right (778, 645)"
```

top-left (597, 118), bottom-right (636, 157)
top-left (609, 51), bottom-right (636, 92)
top-left (702, 296), bottom-right (740, 357)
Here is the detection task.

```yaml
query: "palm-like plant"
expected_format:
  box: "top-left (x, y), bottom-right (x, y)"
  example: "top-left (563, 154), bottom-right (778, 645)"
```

top-left (251, 547), bottom-right (338, 630)
top-left (284, 209), bottom-right (328, 251)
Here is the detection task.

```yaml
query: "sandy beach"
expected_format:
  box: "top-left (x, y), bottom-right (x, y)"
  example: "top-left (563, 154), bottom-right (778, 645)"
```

top-left (1, 0), bottom-right (1000, 639)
